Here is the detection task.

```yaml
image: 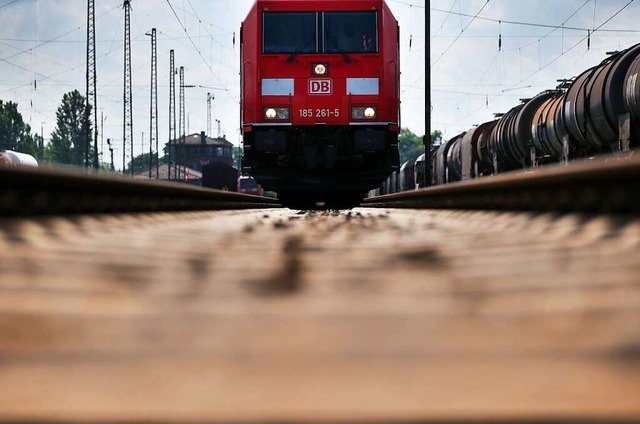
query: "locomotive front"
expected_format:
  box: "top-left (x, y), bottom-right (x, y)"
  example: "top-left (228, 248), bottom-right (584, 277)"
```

top-left (241, 0), bottom-right (400, 208)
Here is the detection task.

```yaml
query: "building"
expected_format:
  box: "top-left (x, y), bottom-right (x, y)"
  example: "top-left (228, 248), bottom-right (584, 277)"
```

top-left (166, 131), bottom-right (233, 172)
top-left (133, 163), bottom-right (202, 186)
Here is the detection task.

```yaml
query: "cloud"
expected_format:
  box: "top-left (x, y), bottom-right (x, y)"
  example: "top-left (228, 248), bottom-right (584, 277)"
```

top-left (430, 0), bottom-right (640, 140)
top-left (0, 0), bottom-right (426, 170)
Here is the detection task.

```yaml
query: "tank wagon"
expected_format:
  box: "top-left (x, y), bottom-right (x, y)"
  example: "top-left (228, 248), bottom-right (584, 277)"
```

top-left (0, 150), bottom-right (38, 167)
top-left (386, 43), bottom-right (640, 193)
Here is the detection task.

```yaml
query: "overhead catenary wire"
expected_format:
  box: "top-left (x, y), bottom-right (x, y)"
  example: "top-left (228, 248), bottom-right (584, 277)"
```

top-left (165, 0), bottom-right (229, 92)
top-left (431, 3), bottom-right (640, 33)
top-left (389, 0), bottom-right (425, 8)
top-left (0, 0), bottom-right (19, 11)
top-left (452, 0), bottom-right (637, 131)
top-left (431, 0), bottom-right (491, 68)
top-left (444, 0), bottom-right (636, 126)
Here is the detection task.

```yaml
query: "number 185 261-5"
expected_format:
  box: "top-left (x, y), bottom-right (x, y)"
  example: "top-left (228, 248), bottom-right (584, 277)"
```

top-left (299, 108), bottom-right (340, 118)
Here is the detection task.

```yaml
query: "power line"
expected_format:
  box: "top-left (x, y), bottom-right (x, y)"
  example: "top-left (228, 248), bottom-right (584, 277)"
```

top-left (431, 3), bottom-right (640, 33)
top-left (432, 0), bottom-right (491, 68)
top-left (0, 0), bottom-right (19, 11)
top-left (448, 0), bottom-right (593, 114)
top-left (389, 0), bottom-right (425, 8)
top-left (452, 0), bottom-right (637, 129)
top-left (0, 5), bottom-right (120, 63)
top-left (165, 0), bottom-right (229, 92)
top-left (504, 0), bottom-right (592, 51)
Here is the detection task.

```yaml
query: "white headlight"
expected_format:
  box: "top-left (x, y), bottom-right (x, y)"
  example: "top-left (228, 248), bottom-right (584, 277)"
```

top-left (265, 108), bottom-right (277, 119)
top-left (351, 106), bottom-right (377, 120)
top-left (314, 64), bottom-right (326, 75)
top-left (364, 107), bottom-right (376, 118)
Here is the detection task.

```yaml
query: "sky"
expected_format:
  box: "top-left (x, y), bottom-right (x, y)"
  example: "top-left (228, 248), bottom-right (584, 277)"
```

top-left (7, 1), bottom-right (636, 171)
top-left (0, 0), bottom-right (426, 171)
top-left (430, 0), bottom-right (640, 142)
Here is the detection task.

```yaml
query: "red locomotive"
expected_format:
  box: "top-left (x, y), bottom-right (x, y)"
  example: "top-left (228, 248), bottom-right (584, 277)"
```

top-left (237, 175), bottom-right (264, 196)
top-left (240, 0), bottom-right (400, 208)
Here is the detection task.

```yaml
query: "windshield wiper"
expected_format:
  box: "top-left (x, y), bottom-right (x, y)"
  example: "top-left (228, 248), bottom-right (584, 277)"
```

top-left (286, 34), bottom-right (315, 63)
top-left (327, 34), bottom-right (351, 63)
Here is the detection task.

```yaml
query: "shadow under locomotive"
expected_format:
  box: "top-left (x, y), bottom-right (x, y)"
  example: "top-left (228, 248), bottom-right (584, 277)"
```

top-left (244, 125), bottom-right (398, 208)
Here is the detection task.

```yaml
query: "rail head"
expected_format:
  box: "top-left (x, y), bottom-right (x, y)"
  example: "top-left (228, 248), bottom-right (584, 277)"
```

top-left (0, 165), bottom-right (281, 216)
top-left (364, 154), bottom-right (640, 213)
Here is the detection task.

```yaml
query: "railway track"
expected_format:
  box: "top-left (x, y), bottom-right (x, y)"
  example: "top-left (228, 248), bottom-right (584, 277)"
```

top-left (2, 153), bottom-right (638, 216)
top-left (0, 165), bottom-right (280, 216)
top-left (366, 153), bottom-right (640, 213)
top-left (0, 161), bottom-right (639, 422)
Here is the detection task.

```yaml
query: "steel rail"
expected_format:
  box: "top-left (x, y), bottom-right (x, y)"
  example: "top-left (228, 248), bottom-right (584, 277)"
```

top-left (363, 154), bottom-right (640, 213)
top-left (0, 165), bottom-right (280, 216)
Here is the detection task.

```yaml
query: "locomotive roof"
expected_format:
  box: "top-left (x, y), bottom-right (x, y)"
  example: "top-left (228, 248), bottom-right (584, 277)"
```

top-left (245, 0), bottom-right (396, 22)
top-left (250, 0), bottom-right (388, 9)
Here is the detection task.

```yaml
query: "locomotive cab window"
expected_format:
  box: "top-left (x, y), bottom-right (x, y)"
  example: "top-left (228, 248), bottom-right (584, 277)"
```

top-left (324, 12), bottom-right (378, 53)
top-left (263, 12), bottom-right (318, 54)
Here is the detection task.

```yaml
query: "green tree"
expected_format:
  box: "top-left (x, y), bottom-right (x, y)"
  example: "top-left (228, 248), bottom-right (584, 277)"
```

top-left (49, 90), bottom-right (91, 166)
top-left (398, 127), bottom-right (423, 164)
top-left (127, 152), bottom-right (158, 174)
top-left (16, 128), bottom-right (40, 158)
top-left (431, 130), bottom-right (443, 146)
top-left (232, 146), bottom-right (242, 171)
top-left (0, 100), bottom-right (38, 156)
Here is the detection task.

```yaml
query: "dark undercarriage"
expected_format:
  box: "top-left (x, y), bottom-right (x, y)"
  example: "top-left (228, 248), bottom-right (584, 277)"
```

top-left (243, 125), bottom-right (399, 209)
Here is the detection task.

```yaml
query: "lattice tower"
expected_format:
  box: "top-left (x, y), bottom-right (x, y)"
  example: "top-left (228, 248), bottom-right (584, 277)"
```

top-left (169, 49), bottom-right (176, 180)
top-left (123, 0), bottom-right (134, 175)
top-left (207, 92), bottom-right (213, 137)
top-left (86, 0), bottom-right (98, 168)
top-left (179, 66), bottom-right (185, 180)
top-left (148, 28), bottom-right (158, 178)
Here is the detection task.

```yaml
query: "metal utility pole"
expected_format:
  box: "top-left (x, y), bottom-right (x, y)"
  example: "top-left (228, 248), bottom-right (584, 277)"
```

top-left (424, 2), bottom-right (431, 187)
top-left (107, 138), bottom-right (115, 172)
top-left (179, 66), bottom-right (185, 181)
top-left (123, 0), bottom-right (134, 176)
top-left (100, 111), bottom-right (105, 165)
top-left (86, 0), bottom-right (98, 169)
top-left (169, 50), bottom-right (176, 180)
top-left (146, 28), bottom-right (158, 179)
top-left (207, 92), bottom-right (213, 136)
top-left (40, 123), bottom-right (44, 161)
top-left (216, 119), bottom-right (221, 138)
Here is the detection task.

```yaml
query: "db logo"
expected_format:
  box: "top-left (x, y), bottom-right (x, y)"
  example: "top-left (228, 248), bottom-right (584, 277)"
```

top-left (309, 79), bottom-right (332, 95)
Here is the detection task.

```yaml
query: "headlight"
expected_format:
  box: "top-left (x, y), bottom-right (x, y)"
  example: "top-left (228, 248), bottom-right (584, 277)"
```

top-left (265, 108), bottom-right (277, 119)
top-left (364, 107), bottom-right (376, 118)
top-left (264, 107), bottom-right (289, 120)
top-left (313, 63), bottom-right (328, 75)
top-left (351, 106), bottom-right (376, 120)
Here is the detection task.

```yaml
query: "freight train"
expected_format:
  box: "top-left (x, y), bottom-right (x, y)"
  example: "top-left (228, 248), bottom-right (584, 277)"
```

top-left (382, 42), bottom-right (640, 194)
top-left (240, 0), bottom-right (400, 208)
top-left (0, 150), bottom-right (38, 168)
